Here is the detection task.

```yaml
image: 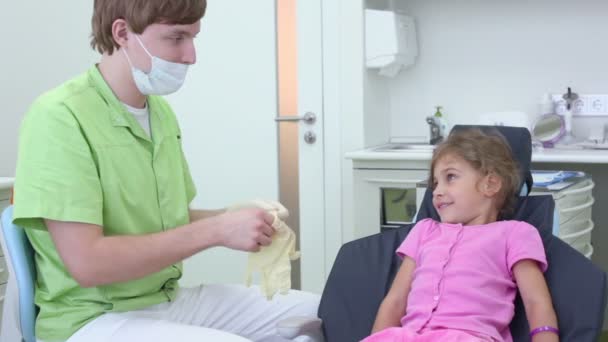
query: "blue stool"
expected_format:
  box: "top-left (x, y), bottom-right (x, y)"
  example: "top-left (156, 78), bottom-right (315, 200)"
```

top-left (1, 206), bottom-right (36, 342)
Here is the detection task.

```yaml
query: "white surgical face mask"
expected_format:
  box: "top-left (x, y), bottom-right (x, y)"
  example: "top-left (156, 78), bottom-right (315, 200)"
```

top-left (123, 35), bottom-right (189, 95)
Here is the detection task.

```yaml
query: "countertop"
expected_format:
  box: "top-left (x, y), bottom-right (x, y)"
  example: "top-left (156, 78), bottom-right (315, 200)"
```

top-left (346, 147), bottom-right (608, 164)
top-left (0, 177), bottom-right (14, 189)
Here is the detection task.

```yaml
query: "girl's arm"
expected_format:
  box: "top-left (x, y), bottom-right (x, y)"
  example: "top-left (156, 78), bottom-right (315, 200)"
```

top-left (513, 259), bottom-right (559, 342)
top-left (371, 256), bottom-right (416, 333)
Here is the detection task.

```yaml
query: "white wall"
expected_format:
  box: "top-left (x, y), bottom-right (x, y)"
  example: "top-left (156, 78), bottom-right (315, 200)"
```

top-left (371, 0), bottom-right (608, 140)
top-left (0, 3), bottom-right (98, 176)
top-left (364, 72), bottom-right (392, 146)
top-left (167, 1), bottom-right (280, 286)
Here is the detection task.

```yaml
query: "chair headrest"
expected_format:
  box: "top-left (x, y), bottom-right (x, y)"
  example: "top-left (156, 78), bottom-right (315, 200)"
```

top-left (450, 125), bottom-right (533, 195)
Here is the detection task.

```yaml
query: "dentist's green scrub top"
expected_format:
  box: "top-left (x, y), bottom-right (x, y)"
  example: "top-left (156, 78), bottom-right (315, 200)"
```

top-left (12, 66), bottom-right (197, 341)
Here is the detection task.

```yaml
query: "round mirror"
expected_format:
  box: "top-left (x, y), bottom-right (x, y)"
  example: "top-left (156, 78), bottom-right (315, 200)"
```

top-left (532, 114), bottom-right (564, 146)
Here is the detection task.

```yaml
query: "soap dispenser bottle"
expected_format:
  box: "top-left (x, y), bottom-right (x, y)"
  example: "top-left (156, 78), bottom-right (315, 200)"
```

top-left (434, 106), bottom-right (448, 139)
top-left (426, 106), bottom-right (448, 145)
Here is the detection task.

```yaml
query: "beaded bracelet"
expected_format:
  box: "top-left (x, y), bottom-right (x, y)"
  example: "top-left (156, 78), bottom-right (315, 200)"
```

top-left (529, 326), bottom-right (559, 338)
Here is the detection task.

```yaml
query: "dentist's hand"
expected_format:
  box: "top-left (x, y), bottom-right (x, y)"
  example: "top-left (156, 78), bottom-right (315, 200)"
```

top-left (211, 208), bottom-right (275, 252)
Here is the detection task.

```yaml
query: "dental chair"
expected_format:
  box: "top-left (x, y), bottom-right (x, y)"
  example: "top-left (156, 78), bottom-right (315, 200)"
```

top-left (278, 126), bottom-right (607, 342)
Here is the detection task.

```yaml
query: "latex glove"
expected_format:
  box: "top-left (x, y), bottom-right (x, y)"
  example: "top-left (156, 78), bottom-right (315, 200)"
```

top-left (227, 199), bottom-right (289, 220)
top-left (246, 212), bottom-right (300, 300)
top-left (227, 199), bottom-right (300, 299)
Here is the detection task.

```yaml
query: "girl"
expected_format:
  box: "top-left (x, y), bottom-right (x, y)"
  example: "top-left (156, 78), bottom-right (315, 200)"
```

top-left (364, 129), bottom-right (558, 342)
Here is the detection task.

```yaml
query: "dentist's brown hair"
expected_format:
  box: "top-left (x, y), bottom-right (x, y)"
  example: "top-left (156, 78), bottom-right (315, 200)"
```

top-left (90, 0), bottom-right (207, 54)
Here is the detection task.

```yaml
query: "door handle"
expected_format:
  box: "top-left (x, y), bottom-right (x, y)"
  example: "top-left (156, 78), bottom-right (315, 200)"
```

top-left (275, 112), bottom-right (316, 125)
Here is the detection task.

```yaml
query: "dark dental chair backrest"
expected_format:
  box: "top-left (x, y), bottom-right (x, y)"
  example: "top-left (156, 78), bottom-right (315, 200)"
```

top-left (319, 126), bottom-right (607, 342)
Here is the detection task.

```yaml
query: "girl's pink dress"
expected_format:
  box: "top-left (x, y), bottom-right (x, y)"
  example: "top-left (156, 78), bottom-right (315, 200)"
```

top-left (362, 327), bottom-right (494, 342)
top-left (362, 219), bottom-right (547, 342)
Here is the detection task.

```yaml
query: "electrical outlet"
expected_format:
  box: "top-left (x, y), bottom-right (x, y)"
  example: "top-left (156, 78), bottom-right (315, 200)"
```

top-left (551, 94), bottom-right (608, 116)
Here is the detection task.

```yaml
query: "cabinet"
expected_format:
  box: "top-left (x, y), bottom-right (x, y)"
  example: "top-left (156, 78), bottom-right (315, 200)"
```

top-left (353, 168), bottom-right (427, 239)
top-left (0, 178), bottom-right (14, 327)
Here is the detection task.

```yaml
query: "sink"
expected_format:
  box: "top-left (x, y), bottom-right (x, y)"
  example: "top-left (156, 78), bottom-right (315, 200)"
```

top-left (373, 143), bottom-right (436, 152)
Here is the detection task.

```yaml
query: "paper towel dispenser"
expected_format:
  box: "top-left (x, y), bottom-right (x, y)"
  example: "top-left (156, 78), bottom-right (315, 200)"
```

top-left (365, 9), bottom-right (418, 77)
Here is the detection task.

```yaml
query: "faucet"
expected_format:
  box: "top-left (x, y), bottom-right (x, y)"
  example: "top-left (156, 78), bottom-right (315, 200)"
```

top-left (426, 116), bottom-right (444, 145)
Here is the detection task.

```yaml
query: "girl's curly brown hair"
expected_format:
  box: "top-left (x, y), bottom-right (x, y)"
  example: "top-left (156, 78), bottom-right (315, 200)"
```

top-left (429, 128), bottom-right (522, 220)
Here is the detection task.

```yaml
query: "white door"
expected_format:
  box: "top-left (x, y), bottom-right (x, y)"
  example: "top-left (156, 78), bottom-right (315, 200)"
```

top-left (294, 0), bottom-right (326, 294)
top-left (169, 0), bottom-right (327, 294)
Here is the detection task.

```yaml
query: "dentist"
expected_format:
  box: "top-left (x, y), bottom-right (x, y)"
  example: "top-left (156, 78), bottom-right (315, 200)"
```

top-left (11, 1), bottom-right (319, 341)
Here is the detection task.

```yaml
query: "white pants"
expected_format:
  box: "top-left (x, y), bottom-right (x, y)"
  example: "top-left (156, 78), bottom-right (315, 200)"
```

top-left (61, 284), bottom-right (320, 342)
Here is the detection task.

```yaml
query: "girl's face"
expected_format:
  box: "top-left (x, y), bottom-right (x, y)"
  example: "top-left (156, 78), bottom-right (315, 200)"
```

top-left (432, 154), bottom-right (500, 226)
